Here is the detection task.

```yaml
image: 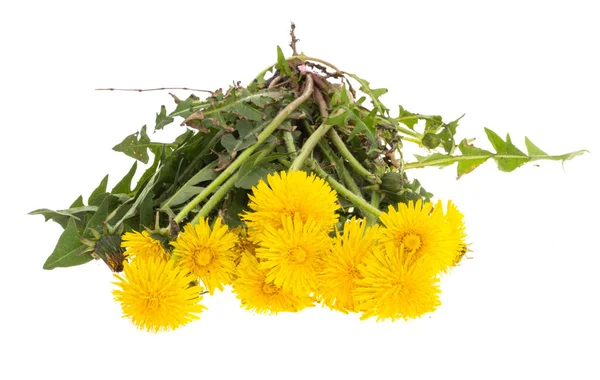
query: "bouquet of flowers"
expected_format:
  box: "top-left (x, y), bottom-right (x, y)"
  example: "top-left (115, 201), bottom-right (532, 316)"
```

top-left (31, 27), bottom-right (584, 332)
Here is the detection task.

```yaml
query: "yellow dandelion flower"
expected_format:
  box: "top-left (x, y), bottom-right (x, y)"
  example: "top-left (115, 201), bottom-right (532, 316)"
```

top-left (113, 257), bottom-right (205, 332)
top-left (121, 230), bottom-right (169, 261)
top-left (233, 253), bottom-right (314, 314)
top-left (354, 243), bottom-right (441, 321)
top-left (445, 201), bottom-right (469, 266)
top-left (256, 214), bottom-right (331, 296)
top-left (171, 218), bottom-right (237, 295)
top-left (378, 199), bottom-right (461, 275)
top-left (243, 170), bottom-right (339, 239)
top-left (318, 218), bottom-right (381, 313)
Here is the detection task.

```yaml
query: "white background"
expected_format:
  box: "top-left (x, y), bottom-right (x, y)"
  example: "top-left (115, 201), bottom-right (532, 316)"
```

top-left (1, 1), bottom-right (599, 379)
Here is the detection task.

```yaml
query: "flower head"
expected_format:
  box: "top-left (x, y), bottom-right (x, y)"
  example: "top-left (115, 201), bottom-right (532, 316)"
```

top-left (113, 257), bottom-right (205, 332)
top-left (256, 214), bottom-right (331, 296)
top-left (354, 243), bottom-right (441, 321)
top-left (243, 170), bottom-right (339, 240)
top-left (233, 253), bottom-right (314, 314)
top-left (318, 218), bottom-right (381, 313)
top-left (121, 230), bottom-right (169, 261)
top-left (171, 218), bottom-right (237, 294)
top-left (378, 200), bottom-right (462, 275)
top-left (444, 201), bottom-right (468, 266)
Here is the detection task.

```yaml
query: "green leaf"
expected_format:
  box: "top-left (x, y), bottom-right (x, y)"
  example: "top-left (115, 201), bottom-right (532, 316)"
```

top-left (160, 161), bottom-right (218, 209)
top-left (523, 137), bottom-right (588, 162)
top-left (276, 45), bottom-right (293, 78)
top-left (112, 162), bottom-right (137, 194)
top-left (397, 106), bottom-right (419, 129)
top-left (413, 153), bottom-right (454, 167)
top-left (484, 128), bottom-right (528, 172)
top-left (114, 168), bottom-right (160, 229)
top-left (83, 195), bottom-right (111, 238)
top-left (88, 174), bottom-right (109, 205)
top-left (345, 73), bottom-right (389, 116)
top-left (43, 218), bottom-right (92, 270)
top-left (139, 190), bottom-right (155, 230)
top-left (524, 137), bottom-right (548, 156)
top-left (134, 146), bottom-right (161, 192)
top-left (422, 133), bottom-right (441, 149)
top-left (235, 164), bottom-right (277, 190)
top-left (29, 206), bottom-right (99, 228)
top-left (169, 95), bottom-right (204, 119)
top-left (155, 105), bottom-right (174, 130)
top-left (221, 132), bottom-right (257, 154)
top-left (113, 125), bottom-right (151, 164)
top-left (457, 139), bottom-right (493, 177)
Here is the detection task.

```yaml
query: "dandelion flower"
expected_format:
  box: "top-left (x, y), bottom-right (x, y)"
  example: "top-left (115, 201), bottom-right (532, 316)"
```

top-left (113, 257), bottom-right (205, 332)
top-left (445, 201), bottom-right (468, 266)
top-left (233, 253), bottom-right (314, 314)
top-left (121, 230), bottom-right (169, 261)
top-left (319, 218), bottom-right (381, 313)
top-left (378, 200), bottom-right (461, 275)
top-left (355, 243), bottom-right (441, 321)
top-left (256, 214), bottom-right (331, 296)
top-left (243, 170), bottom-right (339, 239)
top-left (171, 218), bottom-right (237, 294)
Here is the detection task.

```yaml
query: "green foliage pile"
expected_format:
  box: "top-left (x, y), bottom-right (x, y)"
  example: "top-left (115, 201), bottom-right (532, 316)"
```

top-left (31, 43), bottom-right (585, 271)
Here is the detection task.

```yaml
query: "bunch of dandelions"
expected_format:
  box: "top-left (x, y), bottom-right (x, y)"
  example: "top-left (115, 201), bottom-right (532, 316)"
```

top-left (112, 170), bottom-right (467, 332)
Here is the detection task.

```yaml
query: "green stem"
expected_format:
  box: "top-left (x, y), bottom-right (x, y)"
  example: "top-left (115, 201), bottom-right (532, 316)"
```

top-left (306, 159), bottom-right (381, 218)
top-left (282, 130), bottom-right (297, 157)
top-left (402, 136), bottom-right (423, 145)
top-left (328, 128), bottom-right (379, 184)
top-left (289, 123), bottom-right (333, 171)
top-left (174, 75), bottom-right (315, 224)
top-left (303, 121), bottom-right (337, 164)
top-left (190, 143), bottom-right (277, 224)
top-left (367, 191), bottom-right (381, 226)
top-left (336, 160), bottom-right (363, 199)
top-left (301, 121), bottom-right (362, 198)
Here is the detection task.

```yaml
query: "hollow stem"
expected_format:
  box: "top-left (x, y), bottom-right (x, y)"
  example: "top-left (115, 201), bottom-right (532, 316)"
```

top-left (305, 159), bottom-right (381, 218)
top-left (190, 142), bottom-right (277, 224)
top-left (367, 191), bottom-right (381, 226)
top-left (174, 75), bottom-right (315, 224)
top-left (289, 123), bottom-right (332, 171)
top-left (328, 128), bottom-right (379, 184)
top-left (282, 130), bottom-right (297, 157)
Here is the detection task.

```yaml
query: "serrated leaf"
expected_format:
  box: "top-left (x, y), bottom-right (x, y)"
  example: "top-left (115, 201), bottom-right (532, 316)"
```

top-left (139, 190), bottom-right (155, 230)
top-left (397, 105), bottom-right (419, 129)
top-left (457, 139), bottom-right (493, 177)
top-left (112, 125), bottom-right (151, 164)
top-left (484, 128), bottom-right (528, 172)
top-left (221, 132), bottom-right (258, 154)
top-left (276, 45), bottom-right (293, 78)
top-left (231, 103), bottom-right (263, 121)
top-left (88, 174), bottom-right (109, 205)
top-left (160, 162), bottom-right (217, 209)
top-left (43, 218), bottom-right (92, 270)
top-left (524, 137), bottom-right (548, 156)
top-left (83, 195), bottom-right (111, 238)
top-left (112, 162), bottom-right (137, 194)
top-left (169, 95), bottom-right (203, 119)
top-left (155, 105), bottom-right (174, 130)
top-left (413, 153), bottom-right (453, 167)
top-left (422, 133), bottom-right (441, 149)
top-left (29, 206), bottom-right (99, 228)
top-left (345, 73), bottom-right (389, 116)
top-left (236, 163), bottom-right (278, 190)
top-left (114, 168), bottom-right (160, 229)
